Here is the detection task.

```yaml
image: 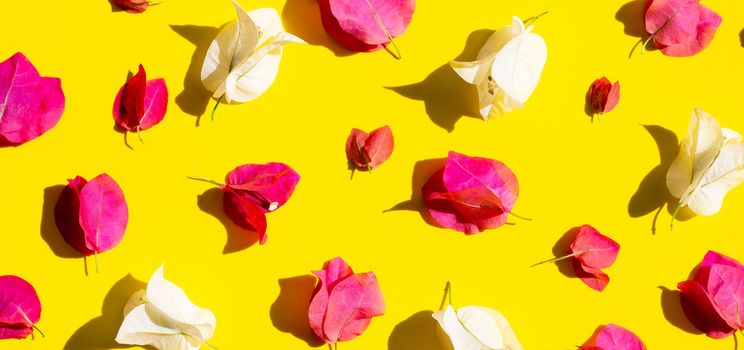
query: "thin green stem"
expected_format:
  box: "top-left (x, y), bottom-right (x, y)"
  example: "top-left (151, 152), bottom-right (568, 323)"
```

top-left (363, 0), bottom-right (402, 59)
top-left (32, 325), bottom-right (45, 338)
top-left (367, 163), bottom-right (373, 173)
top-left (210, 95), bottom-right (224, 121)
top-left (148, 1), bottom-right (161, 5)
top-left (509, 212), bottom-right (533, 221)
top-left (334, 342), bottom-right (338, 350)
top-left (187, 175), bottom-right (224, 187)
top-left (523, 11), bottom-right (549, 27)
top-left (136, 126), bottom-right (144, 145)
top-left (670, 203), bottom-right (682, 230)
top-left (202, 340), bottom-right (219, 350)
top-left (530, 253), bottom-right (578, 268)
top-left (438, 281), bottom-right (453, 310)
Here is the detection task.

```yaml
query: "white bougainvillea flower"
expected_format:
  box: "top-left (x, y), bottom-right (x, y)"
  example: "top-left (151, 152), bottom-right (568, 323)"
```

top-left (449, 15), bottom-right (547, 120)
top-left (666, 107), bottom-right (744, 228)
top-left (201, 0), bottom-right (304, 119)
top-left (115, 265), bottom-right (217, 350)
top-left (433, 305), bottom-right (523, 350)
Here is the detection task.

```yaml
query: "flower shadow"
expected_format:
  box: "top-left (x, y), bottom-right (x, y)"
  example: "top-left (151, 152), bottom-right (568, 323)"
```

top-left (269, 275), bottom-right (325, 347)
top-left (384, 158), bottom-right (446, 228)
top-left (388, 310), bottom-right (443, 350)
top-left (658, 286), bottom-right (701, 335)
top-left (196, 187), bottom-right (258, 254)
top-left (64, 274), bottom-right (150, 350)
top-left (170, 25), bottom-right (220, 125)
top-left (281, 0), bottom-right (353, 57)
top-left (385, 29), bottom-right (493, 132)
top-left (627, 125), bottom-right (693, 234)
top-left (40, 185), bottom-right (82, 259)
top-left (545, 226), bottom-right (580, 279)
top-left (616, 0), bottom-right (657, 58)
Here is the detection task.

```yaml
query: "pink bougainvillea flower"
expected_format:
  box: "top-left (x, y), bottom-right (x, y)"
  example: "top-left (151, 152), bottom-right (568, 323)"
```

top-left (308, 257), bottom-right (385, 345)
top-left (112, 64), bottom-right (168, 144)
top-left (644, 0), bottom-right (721, 57)
top-left (532, 225), bottom-right (620, 292)
top-left (54, 174), bottom-right (129, 272)
top-left (579, 324), bottom-right (646, 350)
top-left (677, 251), bottom-right (744, 338)
top-left (111, 0), bottom-right (160, 13)
top-left (587, 77), bottom-right (620, 118)
top-left (345, 125), bottom-right (394, 172)
top-left (189, 163), bottom-right (300, 245)
top-left (317, 0), bottom-right (415, 57)
top-left (0, 275), bottom-right (43, 339)
top-left (422, 151), bottom-right (520, 234)
top-left (0, 52), bottom-right (64, 146)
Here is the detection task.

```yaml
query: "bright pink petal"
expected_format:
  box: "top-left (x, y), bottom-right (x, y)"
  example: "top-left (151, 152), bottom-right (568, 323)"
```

top-left (78, 174), bottom-right (128, 253)
top-left (603, 81), bottom-right (620, 114)
top-left (138, 78), bottom-right (168, 130)
top-left (442, 151), bottom-right (519, 212)
top-left (225, 163), bottom-right (300, 212)
top-left (423, 169), bottom-right (482, 234)
top-left (318, 0), bottom-right (415, 51)
top-left (0, 53), bottom-right (64, 145)
top-left (705, 264), bottom-right (744, 330)
top-left (222, 189), bottom-right (268, 244)
top-left (323, 272), bottom-right (385, 343)
top-left (570, 225), bottom-right (620, 270)
top-left (54, 176), bottom-right (93, 256)
top-left (678, 280), bottom-right (735, 338)
top-left (593, 324), bottom-right (647, 350)
top-left (0, 275), bottom-right (41, 340)
top-left (645, 0), bottom-right (721, 57)
top-left (309, 258), bottom-right (355, 342)
top-left (574, 260), bottom-right (610, 292)
top-left (112, 0), bottom-right (149, 13)
top-left (656, 4), bottom-right (721, 56)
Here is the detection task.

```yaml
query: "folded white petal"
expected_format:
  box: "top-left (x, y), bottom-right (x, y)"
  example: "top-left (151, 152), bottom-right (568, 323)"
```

top-left (146, 265), bottom-right (217, 342)
top-left (201, 0), bottom-right (260, 96)
top-left (490, 31), bottom-right (547, 104)
top-left (433, 305), bottom-right (487, 350)
top-left (116, 305), bottom-right (201, 350)
top-left (456, 306), bottom-right (504, 349)
top-left (667, 108), bottom-right (724, 200)
top-left (686, 143), bottom-right (744, 216)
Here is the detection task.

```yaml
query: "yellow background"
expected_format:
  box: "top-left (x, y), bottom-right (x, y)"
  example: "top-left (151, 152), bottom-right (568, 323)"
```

top-left (1, 0), bottom-right (743, 349)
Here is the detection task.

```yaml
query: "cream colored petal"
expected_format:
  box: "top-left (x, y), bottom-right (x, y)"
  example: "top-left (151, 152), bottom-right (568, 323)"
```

top-left (221, 32), bottom-right (304, 103)
top-left (667, 108), bottom-right (724, 200)
top-left (123, 289), bottom-right (147, 317)
top-left (116, 305), bottom-right (200, 350)
top-left (477, 17), bottom-right (524, 60)
top-left (200, 0), bottom-right (260, 96)
top-left (450, 54), bottom-right (497, 86)
top-left (686, 143), bottom-right (744, 216)
top-left (146, 265), bottom-right (217, 342)
top-left (722, 128), bottom-right (743, 145)
top-left (457, 306), bottom-right (504, 350)
top-left (475, 307), bottom-right (523, 350)
top-left (247, 8), bottom-right (284, 46)
top-left (433, 305), bottom-right (488, 350)
top-left (490, 30), bottom-right (547, 104)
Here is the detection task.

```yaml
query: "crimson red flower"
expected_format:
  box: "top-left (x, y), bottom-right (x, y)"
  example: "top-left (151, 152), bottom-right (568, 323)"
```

top-left (345, 126), bottom-right (394, 172)
top-left (587, 77), bottom-right (620, 118)
top-left (112, 65), bottom-right (168, 143)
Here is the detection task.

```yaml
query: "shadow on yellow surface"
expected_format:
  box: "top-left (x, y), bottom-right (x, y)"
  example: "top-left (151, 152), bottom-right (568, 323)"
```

top-left (170, 25), bottom-right (220, 124)
top-left (658, 286), bottom-right (702, 335)
top-left (270, 275), bottom-right (325, 347)
top-left (64, 274), bottom-right (148, 350)
top-left (388, 310), bottom-right (442, 350)
top-left (196, 187), bottom-right (259, 254)
top-left (385, 158), bottom-right (445, 229)
top-left (281, 0), bottom-right (352, 57)
top-left (615, 0), bottom-right (657, 58)
top-left (40, 185), bottom-right (82, 259)
top-left (386, 30), bottom-right (493, 132)
top-left (627, 125), bottom-right (696, 234)
top-left (550, 226), bottom-right (581, 279)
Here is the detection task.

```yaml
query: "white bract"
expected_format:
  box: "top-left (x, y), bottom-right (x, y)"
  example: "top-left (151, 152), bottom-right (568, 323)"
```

top-left (432, 305), bottom-right (523, 350)
top-left (115, 265), bottom-right (217, 350)
top-left (667, 108), bottom-right (744, 222)
top-left (201, 0), bottom-right (304, 105)
top-left (450, 16), bottom-right (547, 120)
